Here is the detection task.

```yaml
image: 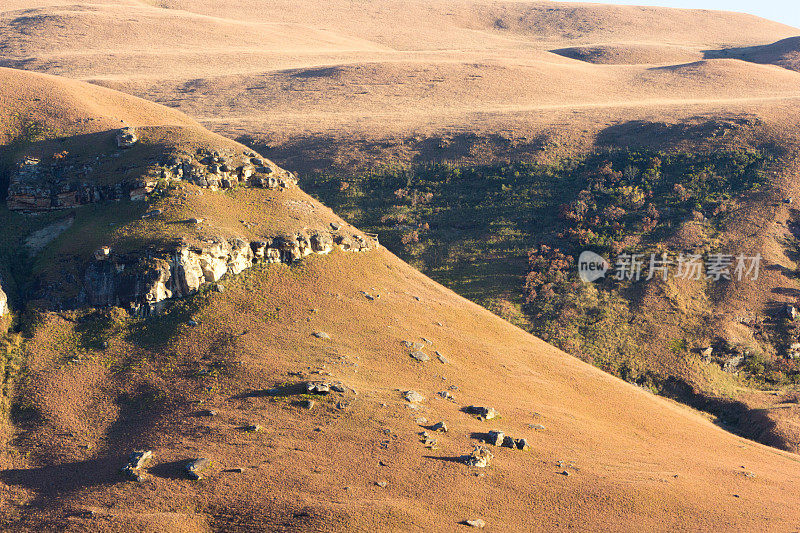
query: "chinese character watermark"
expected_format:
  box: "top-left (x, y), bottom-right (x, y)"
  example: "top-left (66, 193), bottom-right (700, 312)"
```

top-left (578, 251), bottom-right (760, 282)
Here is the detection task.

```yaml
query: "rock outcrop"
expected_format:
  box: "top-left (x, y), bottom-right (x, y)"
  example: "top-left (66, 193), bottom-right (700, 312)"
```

top-left (116, 127), bottom-right (138, 149)
top-left (7, 137), bottom-right (297, 211)
top-left (83, 230), bottom-right (377, 315)
top-left (0, 283), bottom-right (7, 317)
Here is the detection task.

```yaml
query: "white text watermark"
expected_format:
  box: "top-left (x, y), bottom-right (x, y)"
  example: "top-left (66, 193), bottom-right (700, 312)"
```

top-left (578, 251), bottom-right (760, 282)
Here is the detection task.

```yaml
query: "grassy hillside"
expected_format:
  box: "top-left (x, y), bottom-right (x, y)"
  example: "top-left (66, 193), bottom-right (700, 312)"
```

top-left (301, 138), bottom-right (800, 447)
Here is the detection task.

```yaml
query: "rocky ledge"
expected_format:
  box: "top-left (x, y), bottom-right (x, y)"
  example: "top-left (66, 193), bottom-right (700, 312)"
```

top-left (84, 230), bottom-right (378, 315)
top-left (7, 129), bottom-right (297, 211)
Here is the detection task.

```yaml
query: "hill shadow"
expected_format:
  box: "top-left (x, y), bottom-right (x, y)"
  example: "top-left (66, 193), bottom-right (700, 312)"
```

top-left (0, 456), bottom-right (122, 496)
top-left (595, 117), bottom-right (761, 149)
top-left (658, 376), bottom-right (790, 450)
top-left (702, 37), bottom-right (800, 71)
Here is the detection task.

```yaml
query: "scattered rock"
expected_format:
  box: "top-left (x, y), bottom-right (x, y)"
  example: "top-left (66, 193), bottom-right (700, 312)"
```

top-left (313, 331), bottom-right (330, 339)
top-left (465, 518), bottom-right (486, 529)
top-left (306, 382), bottom-right (331, 394)
top-left (501, 435), bottom-right (515, 448)
top-left (419, 431), bottom-right (438, 448)
top-left (188, 217), bottom-right (204, 224)
top-left (410, 350), bottom-right (429, 362)
top-left (514, 438), bottom-right (530, 451)
top-left (187, 319), bottom-right (198, 327)
top-left (404, 390), bottom-right (425, 403)
top-left (242, 424), bottom-right (262, 432)
top-left (430, 421), bottom-right (447, 433)
top-left (120, 450), bottom-right (152, 481)
top-left (198, 409), bottom-right (217, 417)
top-left (464, 446), bottom-right (493, 468)
top-left (723, 355), bottom-right (745, 373)
top-left (783, 303), bottom-right (797, 320)
top-left (140, 209), bottom-right (162, 219)
top-left (436, 351), bottom-right (449, 364)
top-left (560, 470), bottom-right (571, 476)
top-left (437, 390), bottom-right (455, 401)
top-left (376, 480), bottom-right (388, 488)
top-left (185, 458), bottom-right (211, 480)
top-left (529, 424), bottom-right (545, 431)
top-left (229, 467), bottom-right (245, 473)
top-left (465, 406), bottom-right (498, 420)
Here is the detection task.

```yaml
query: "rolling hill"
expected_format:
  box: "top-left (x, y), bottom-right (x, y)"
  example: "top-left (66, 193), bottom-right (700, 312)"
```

top-left (3, 1), bottom-right (800, 530)
top-left (1, 67), bottom-right (800, 532)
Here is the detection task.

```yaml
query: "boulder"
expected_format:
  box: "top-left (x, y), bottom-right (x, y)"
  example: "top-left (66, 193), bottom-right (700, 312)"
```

top-left (487, 430), bottom-right (504, 446)
top-left (404, 390), bottom-right (425, 403)
top-left (431, 421), bottom-right (448, 433)
top-left (116, 127), bottom-right (138, 148)
top-left (185, 458), bottom-right (211, 480)
top-left (120, 450), bottom-right (152, 480)
top-left (465, 406), bottom-right (498, 420)
top-left (410, 350), bottom-right (429, 362)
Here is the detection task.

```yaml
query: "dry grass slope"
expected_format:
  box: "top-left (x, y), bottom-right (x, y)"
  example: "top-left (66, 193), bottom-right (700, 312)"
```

top-left (1, 65), bottom-right (800, 532)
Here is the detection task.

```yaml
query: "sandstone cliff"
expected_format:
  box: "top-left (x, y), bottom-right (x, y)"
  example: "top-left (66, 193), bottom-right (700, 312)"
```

top-left (83, 230), bottom-right (376, 315)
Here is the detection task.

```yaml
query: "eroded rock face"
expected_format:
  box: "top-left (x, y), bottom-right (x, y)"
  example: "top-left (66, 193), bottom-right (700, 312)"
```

top-left (82, 230), bottom-right (377, 314)
top-left (6, 144), bottom-right (298, 211)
